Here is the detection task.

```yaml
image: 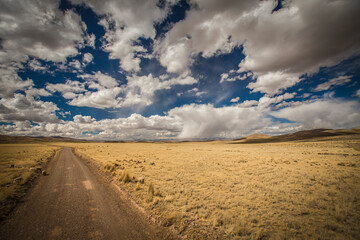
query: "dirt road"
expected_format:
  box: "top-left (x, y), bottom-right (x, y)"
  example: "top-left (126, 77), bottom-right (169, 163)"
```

top-left (0, 148), bottom-right (175, 240)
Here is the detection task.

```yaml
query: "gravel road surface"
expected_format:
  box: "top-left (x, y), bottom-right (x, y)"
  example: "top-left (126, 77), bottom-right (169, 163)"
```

top-left (0, 147), bottom-right (175, 240)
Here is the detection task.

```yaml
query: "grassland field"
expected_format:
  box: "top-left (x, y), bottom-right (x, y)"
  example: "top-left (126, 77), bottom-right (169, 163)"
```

top-left (67, 134), bottom-right (360, 239)
top-left (1, 134), bottom-right (359, 239)
top-left (0, 144), bottom-right (61, 219)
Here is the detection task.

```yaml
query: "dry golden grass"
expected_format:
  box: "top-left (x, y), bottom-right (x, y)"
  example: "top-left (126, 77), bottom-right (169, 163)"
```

top-left (65, 135), bottom-right (360, 239)
top-left (0, 143), bottom-right (60, 216)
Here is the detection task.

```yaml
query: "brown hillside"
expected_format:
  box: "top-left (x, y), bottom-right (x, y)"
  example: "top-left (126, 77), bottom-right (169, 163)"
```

top-left (233, 128), bottom-right (360, 144)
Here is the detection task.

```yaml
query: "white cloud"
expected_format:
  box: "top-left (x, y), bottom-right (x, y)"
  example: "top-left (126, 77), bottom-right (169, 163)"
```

top-left (120, 73), bottom-right (197, 107)
top-left (59, 111), bottom-right (71, 118)
top-left (158, 0), bottom-right (360, 94)
top-left (85, 34), bottom-right (96, 48)
top-left (168, 104), bottom-right (271, 139)
top-left (0, 65), bottom-right (34, 98)
top-left (68, 60), bottom-right (82, 71)
top-left (71, 0), bottom-right (176, 72)
top-left (230, 97), bottom-right (240, 103)
top-left (55, 53), bottom-right (95, 73)
top-left (180, 87), bottom-right (206, 97)
top-left (155, 38), bottom-right (193, 74)
top-left (314, 75), bottom-right (352, 91)
top-left (82, 53), bottom-right (94, 66)
top-left (68, 87), bottom-right (123, 109)
top-left (356, 89), bottom-right (360, 98)
top-left (27, 59), bottom-right (49, 73)
top-left (0, 0), bottom-right (87, 64)
top-left (62, 92), bottom-right (77, 100)
top-left (0, 113), bottom-right (182, 141)
top-left (47, 72), bottom-right (197, 109)
top-left (220, 71), bottom-right (251, 83)
top-left (236, 93), bottom-right (296, 110)
top-left (301, 93), bottom-right (311, 98)
top-left (257, 92), bottom-right (296, 110)
top-left (195, 91), bottom-right (206, 97)
top-left (2, 96), bottom-right (359, 140)
top-left (272, 98), bottom-right (360, 129)
top-left (247, 71), bottom-right (301, 95)
top-left (46, 80), bottom-right (86, 99)
top-left (73, 115), bottom-right (95, 123)
top-left (25, 87), bottom-right (52, 98)
top-left (238, 100), bottom-right (258, 108)
top-left (79, 71), bottom-right (118, 89)
top-left (0, 0), bottom-right (89, 99)
top-left (0, 93), bottom-right (59, 123)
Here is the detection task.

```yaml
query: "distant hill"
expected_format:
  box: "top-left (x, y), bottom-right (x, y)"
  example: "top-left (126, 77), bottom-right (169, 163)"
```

top-left (235, 133), bottom-right (272, 141)
top-left (1, 127), bottom-right (360, 144)
top-left (233, 128), bottom-right (360, 144)
top-left (0, 135), bottom-right (85, 144)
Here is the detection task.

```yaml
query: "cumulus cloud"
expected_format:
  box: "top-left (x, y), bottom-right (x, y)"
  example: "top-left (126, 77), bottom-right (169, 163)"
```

top-left (46, 80), bottom-right (86, 99)
top-left (73, 115), bottom-right (95, 123)
top-left (2, 96), bottom-right (359, 140)
top-left (27, 59), bottom-right (49, 73)
top-left (55, 53), bottom-right (95, 73)
top-left (168, 104), bottom-right (271, 139)
top-left (179, 87), bottom-right (206, 97)
top-left (235, 93), bottom-right (296, 110)
top-left (230, 97), bottom-right (240, 103)
top-left (356, 89), bottom-right (360, 98)
top-left (158, 0), bottom-right (360, 94)
top-left (119, 73), bottom-right (197, 107)
top-left (1, 0), bottom-right (359, 141)
top-left (85, 34), bottom-right (96, 48)
top-left (155, 38), bottom-right (193, 74)
top-left (79, 71), bottom-right (118, 89)
top-left (238, 100), bottom-right (258, 108)
top-left (46, 72), bottom-right (197, 109)
top-left (82, 53), bottom-right (94, 66)
top-left (0, 113), bottom-right (181, 141)
top-left (220, 71), bottom-right (252, 83)
top-left (0, 104), bottom-right (272, 140)
top-left (68, 60), bottom-right (82, 72)
top-left (272, 98), bottom-right (360, 129)
top-left (257, 92), bottom-right (296, 110)
top-left (73, 73), bottom-right (197, 109)
top-left (0, 0), bottom-right (87, 64)
top-left (0, 0), bottom-right (90, 99)
top-left (25, 87), bottom-right (52, 98)
top-left (0, 65), bottom-right (34, 98)
top-left (0, 93), bottom-right (59, 123)
top-left (71, 0), bottom-right (176, 72)
top-left (314, 75), bottom-right (352, 91)
top-left (68, 87), bottom-right (123, 109)
top-left (247, 72), bottom-right (301, 95)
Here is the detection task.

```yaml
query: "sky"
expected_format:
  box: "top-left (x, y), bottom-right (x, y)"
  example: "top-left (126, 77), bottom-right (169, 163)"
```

top-left (0, 0), bottom-right (360, 141)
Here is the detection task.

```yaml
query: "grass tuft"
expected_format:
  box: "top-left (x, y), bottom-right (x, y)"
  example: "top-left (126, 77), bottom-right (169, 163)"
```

top-left (118, 171), bottom-right (131, 183)
top-left (147, 183), bottom-right (154, 202)
top-left (135, 182), bottom-right (141, 191)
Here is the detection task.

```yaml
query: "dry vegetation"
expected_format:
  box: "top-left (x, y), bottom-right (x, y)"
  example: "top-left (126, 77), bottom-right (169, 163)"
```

top-left (0, 144), bottom-right (60, 219)
top-left (67, 134), bottom-right (360, 239)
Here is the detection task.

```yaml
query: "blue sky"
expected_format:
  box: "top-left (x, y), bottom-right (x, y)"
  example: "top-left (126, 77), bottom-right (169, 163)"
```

top-left (0, 0), bottom-right (359, 140)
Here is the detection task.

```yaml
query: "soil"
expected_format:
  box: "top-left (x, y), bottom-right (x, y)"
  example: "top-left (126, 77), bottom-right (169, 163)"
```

top-left (0, 147), bottom-right (177, 240)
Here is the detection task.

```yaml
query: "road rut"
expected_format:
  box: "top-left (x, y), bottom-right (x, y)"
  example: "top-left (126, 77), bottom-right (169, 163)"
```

top-left (0, 147), bottom-right (175, 240)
